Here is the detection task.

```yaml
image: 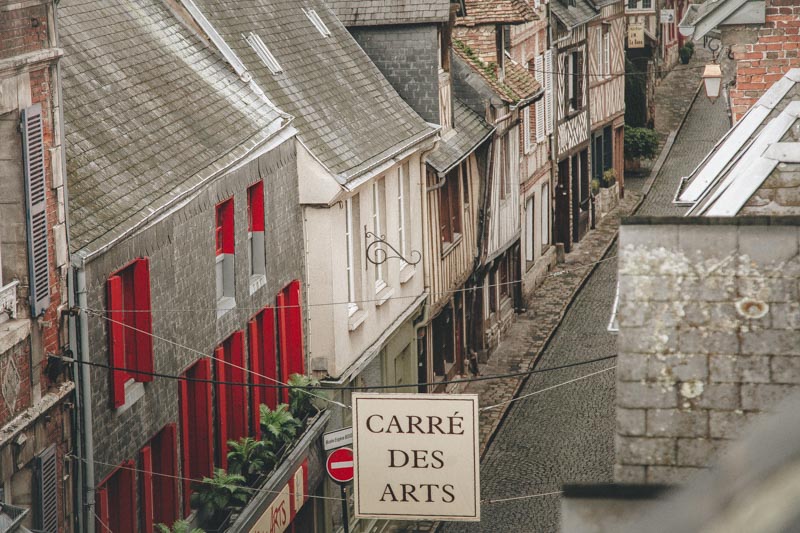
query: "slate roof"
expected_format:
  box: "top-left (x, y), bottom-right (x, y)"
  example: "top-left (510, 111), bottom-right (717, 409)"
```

top-left (190, 0), bottom-right (434, 183)
top-left (60, 0), bottom-right (287, 256)
top-left (427, 99), bottom-right (494, 173)
top-left (326, 0), bottom-right (451, 26)
top-left (456, 0), bottom-right (538, 26)
top-left (550, 0), bottom-right (598, 30)
top-left (453, 40), bottom-right (542, 104)
top-left (679, 68), bottom-right (800, 216)
top-left (677, 0), bottom-right (750, 41)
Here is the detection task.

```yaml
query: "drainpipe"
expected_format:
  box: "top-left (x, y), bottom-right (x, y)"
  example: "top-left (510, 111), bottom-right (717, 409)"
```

top-left (75, 257), bottom-right (95, 533)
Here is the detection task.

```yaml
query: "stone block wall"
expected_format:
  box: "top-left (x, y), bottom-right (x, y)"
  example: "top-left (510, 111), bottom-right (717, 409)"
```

top-left (729, 0), bottom-right (800, 121)
top-left (615, 217), bottom-right (800, 484)
top-left (742, 162), bottom-right (800, 215)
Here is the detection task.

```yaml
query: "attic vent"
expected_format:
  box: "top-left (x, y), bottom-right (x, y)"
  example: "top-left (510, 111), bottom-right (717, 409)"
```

top-left (304, 9), bottom-right (331, 37)
top-left (245, 33), bottom-right (282, 74)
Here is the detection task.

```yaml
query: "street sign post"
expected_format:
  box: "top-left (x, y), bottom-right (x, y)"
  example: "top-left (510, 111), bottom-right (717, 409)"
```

top-left (352, 393), bottom-right (481, 522)
top-left (327, 447), bottom-right (354, 533)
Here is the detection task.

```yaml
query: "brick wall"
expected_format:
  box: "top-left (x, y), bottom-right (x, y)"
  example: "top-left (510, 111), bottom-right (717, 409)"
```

top-left (0, 4), bottom-right (49, 60)
top-left (349, 24), bottom-right (441, 124)
top-left (615, 218), bottom-right (800, 484)
top-left (83, 139), bottom-right (303, 487)
top-left (730, 0), bottom-right (800, 121)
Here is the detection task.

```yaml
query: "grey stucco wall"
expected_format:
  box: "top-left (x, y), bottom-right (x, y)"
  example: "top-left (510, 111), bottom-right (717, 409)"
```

top-left (349, 24), bottom-right (441, 124)
top-left (83, 138), bottom-right (304, 481)
top-left (615, 218), bottom-right (800, 485)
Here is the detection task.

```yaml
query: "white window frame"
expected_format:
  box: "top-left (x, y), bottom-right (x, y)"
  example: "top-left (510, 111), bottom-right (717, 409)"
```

top-left (345, 197), bottom-right (358, 316)
top-left (525, 195), bottom-right (535, 263)
top-left (597, 30), bottom-right (604, 79)
top-left (604, 31), bottom-right (611, 79)
top-left (523, 106), bottom-right (533, 153)
top-left (535, 54), bottom-right (545, 142)
top-left (567, 53), bottom-right (576, 112)
top-left (397, 164), bottom-right (411, 270)
top-left (541, 182), bottom-right (550, 248)
top-left (373, 178), bottom-right (387, 293)
top-left (545, 50), bottom-right (553, 135)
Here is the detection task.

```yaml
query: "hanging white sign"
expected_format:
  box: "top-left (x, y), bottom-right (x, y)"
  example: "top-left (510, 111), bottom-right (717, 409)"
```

top-left (352, 393), bottom-right (480, 522)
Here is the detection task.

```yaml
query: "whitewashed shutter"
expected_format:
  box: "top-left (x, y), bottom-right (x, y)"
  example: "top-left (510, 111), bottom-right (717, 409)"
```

top-left (523, 106), bottom-right (532, 153)
top-left (21, 104), bottom-right (50, 316)
top-left (604, 32), bottom-right (611, 78)
top-left (34, 445), bottom-right (58, 532)
top-left (535, 55), bottom-right (545, 142)
top-left (545, 50), bottom-right (554, 135)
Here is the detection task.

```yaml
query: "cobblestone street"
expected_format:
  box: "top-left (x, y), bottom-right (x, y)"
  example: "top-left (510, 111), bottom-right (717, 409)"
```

top-left (440, 48), bottom-right (731, 533)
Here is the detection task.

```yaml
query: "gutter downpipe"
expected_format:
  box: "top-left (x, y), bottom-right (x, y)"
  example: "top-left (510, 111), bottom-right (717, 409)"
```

top-left (75, 255), bottom-right (95, 533)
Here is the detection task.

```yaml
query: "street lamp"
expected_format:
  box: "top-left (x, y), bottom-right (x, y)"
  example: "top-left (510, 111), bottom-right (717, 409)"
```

top-left (702, 63), bottom-right (722, 103)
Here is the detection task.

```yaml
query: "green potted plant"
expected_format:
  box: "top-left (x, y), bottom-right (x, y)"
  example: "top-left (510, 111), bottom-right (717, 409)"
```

top-left (260, 403), bottom-right (302, 453)
top-left (227, 437), bottom-right (276, 484)
top-left (155, 519), bottom-right (205, 533)
top-left (287, 373), bottom-right (323, 420)
top-left (679, 44), bottom-right (693, 64)
top-left (590, 178), bottom-right (600, 196)
top-left (602, 168), bottom-right (617, 188)
top-left (190, 469), bottom-right (249, 529)
top-left (624, 126), bottom-right (659, 171)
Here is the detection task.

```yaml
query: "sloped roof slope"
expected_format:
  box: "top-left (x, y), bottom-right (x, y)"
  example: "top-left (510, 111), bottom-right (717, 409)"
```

top-left (190, 0), bottom-right (434, 183)
top-left (453, 39), bottom-right (542, 104)
top-left (456, 0), bottom-right (538, 26)
top-left (427, 98), bottom-right (494, 173)
top-left (61, 0), bottom-right (286, 256)
top-left (679, 68), bottom-right (800, 216)
top-left (550, 0), bottom-right (598, 29)
top-left (326, 0), bottom-right (451, 26)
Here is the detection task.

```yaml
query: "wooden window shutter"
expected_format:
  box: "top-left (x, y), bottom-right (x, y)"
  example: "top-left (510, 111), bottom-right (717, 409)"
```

top-left (248, 181), bottom-right (265, 232)
top-left (276, 291), bottom-right (291, 404)
top-left (118, 460), bottom-right (137, 533)
top-left (153, 424), bottom-right (179, 526)
top-left (107, 275), bottom-right (127, 408)
top-left (545, 50), bottom-right (554, 135)
top-left (438, 180), bottom-right (451, 243)
top-left (95, 487), bottom-right (110, 532)
top-left (179, 378), bottom-right (191, 517)
top-left (261, 308), bottom-right (278, 409)
top-left (535, 55), bottom-right (545, 142)
top-left (214, 346), bottom-right (229, 469)
top-left (229, 331), bottom-right (247, 443)
top-left (140, 446), bottom-right (154, 533)
top-left (34, 445), bottom-right (58, 532)
top-left (576, 52), bottom-right (584, 109)
top-left (133, 258), bottom-right (154, 381)
top-left (248, 319), bottom-right (262, 439)
top-left (287, 281), bottom-right (304, 377)
top-left (21, 104), bottom-right (50, 317)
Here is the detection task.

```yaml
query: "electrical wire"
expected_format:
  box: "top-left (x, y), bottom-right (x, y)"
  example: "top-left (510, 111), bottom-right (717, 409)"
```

top-left (82, 308), bottom-right (348, 410)
top-left (84, 255), bottom-right (618, 313)
top-left (481, 490), bottom-right (563, 503)
top-left (479, 365), bottom-right (616, 412)
top-left (93, 510), bottom-right (113, 533)
top-left (69, 455), bottom-right (347, 502)
top-left (59, 353), bottom-right (618, 391)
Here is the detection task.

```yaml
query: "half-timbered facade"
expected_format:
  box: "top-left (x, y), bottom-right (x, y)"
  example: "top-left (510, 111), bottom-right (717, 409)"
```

top-left (551, 0), bottom-right (597, 252)
top-left (507, 2), bottom-right (559, 303)
top-left (453, 0), bottom-right (543, 358)
top-left (335, 1), bottom-right (496, 384)
top-left (588, 0), bottom-right (626, 206)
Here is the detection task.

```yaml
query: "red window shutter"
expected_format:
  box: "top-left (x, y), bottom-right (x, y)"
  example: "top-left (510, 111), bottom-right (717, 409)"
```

top-left (107, 275), bottom-right (127, 408)
top-left (261, 308), bottom-right (278, 409)
top-left (95, 486), bottom-right (110, 532)
top-left (276, 291), bottom-right (290, 403)
top-left (248, 319), bottom-right (262, 439)
top-left (179, 378), bottom-right (191, 517)
top-left (214, 346), bottom-right (229, 469)
top-left (133, 258), bottom-right (154, 382)
top-left (117, 460), bottom-right (137, 533)
top-left (215, 199), bottom-right (234, 255)
top-left (196, 359), bottom-right (214, 477)
top-left (153, 423), bottom-right (179, 526)
top-left (140, 446), bottom-right (154, 532)
top-left (229, 331), bottom-right (247, 443)
top-left (287, 281), bottom-right (304, 376)
top-left (248, 181), bottom-right (265, 232)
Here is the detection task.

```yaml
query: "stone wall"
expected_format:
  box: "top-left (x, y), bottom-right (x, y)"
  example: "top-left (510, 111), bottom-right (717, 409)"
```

top-left (742, 162), bottom-right (800, 215)
top-left (615, 217), bottom-right (800, 484)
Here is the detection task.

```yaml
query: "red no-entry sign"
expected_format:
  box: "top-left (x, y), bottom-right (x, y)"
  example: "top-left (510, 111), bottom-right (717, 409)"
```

top-left (326, 447), bottom-right (354, 484)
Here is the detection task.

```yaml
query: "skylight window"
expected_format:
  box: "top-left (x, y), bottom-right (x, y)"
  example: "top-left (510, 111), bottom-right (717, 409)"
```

top-left (304, 8), bottom-right (331, 37)
top-left (245, 32), bottom-right (282, 74)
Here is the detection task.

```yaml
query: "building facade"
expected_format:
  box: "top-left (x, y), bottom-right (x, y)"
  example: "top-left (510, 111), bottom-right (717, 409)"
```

top-left (0, 0), bottom-right (74, 530)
